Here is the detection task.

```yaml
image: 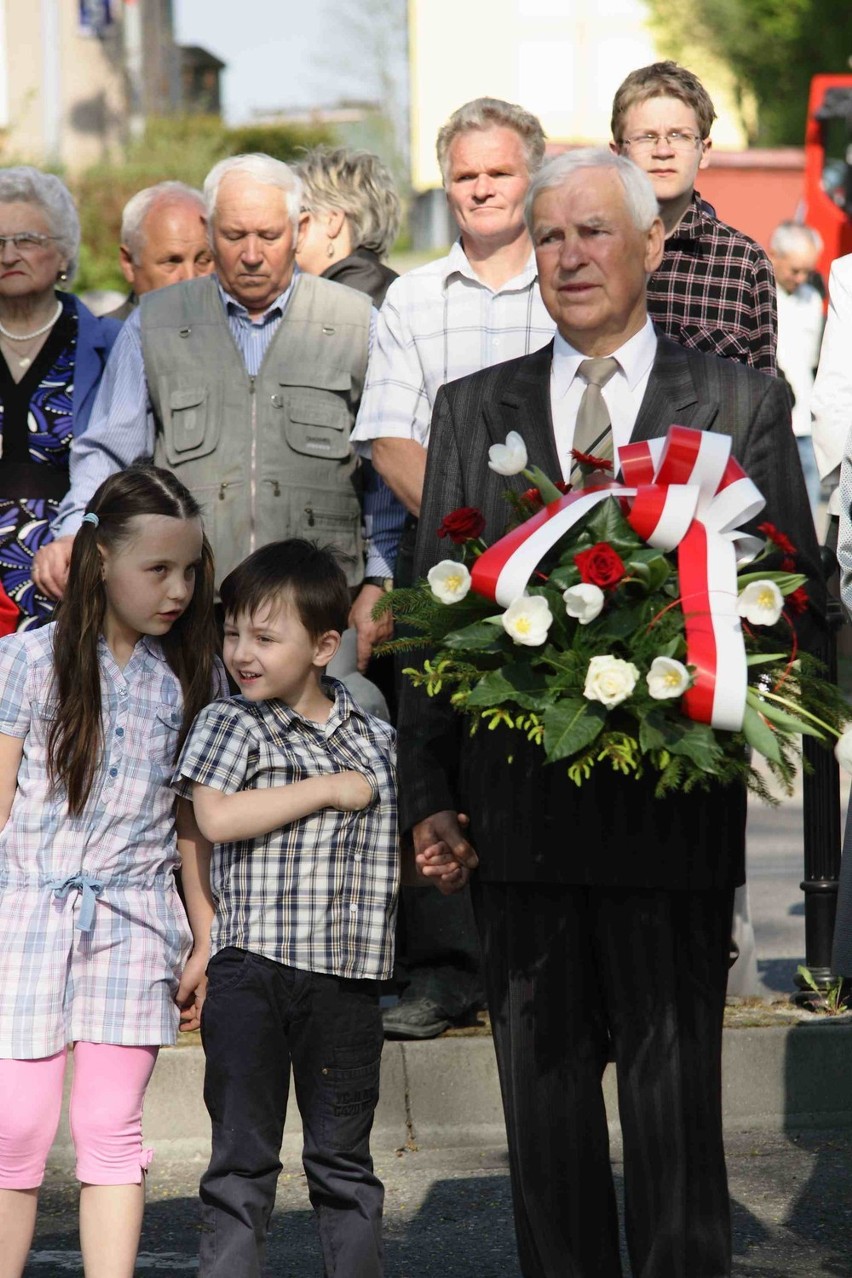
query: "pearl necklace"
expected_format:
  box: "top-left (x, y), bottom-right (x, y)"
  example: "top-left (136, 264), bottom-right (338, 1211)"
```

top-left (0, 300), bottom-right (63, 342)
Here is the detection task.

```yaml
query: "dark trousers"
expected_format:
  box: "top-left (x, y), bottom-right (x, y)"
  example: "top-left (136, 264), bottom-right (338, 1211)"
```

top-left (471, 881), bottom-right (735, 1278)
top-left (199, 947), bottom-right (385, 1278)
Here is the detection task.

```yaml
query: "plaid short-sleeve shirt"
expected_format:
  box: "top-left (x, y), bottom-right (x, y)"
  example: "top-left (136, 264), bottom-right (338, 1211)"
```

top-left (647, 195), bottom-right (778, 376)
top-left (173, 678), bottom-right (399, 981)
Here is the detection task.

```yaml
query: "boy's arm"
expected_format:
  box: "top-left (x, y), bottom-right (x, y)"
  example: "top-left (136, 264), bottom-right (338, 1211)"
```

top-left (175, 796), bottom-right (215, 1032)
top-left (0, 733), bottom-right (23, 831)
top-left (191, 769), bottom-right (375, 845)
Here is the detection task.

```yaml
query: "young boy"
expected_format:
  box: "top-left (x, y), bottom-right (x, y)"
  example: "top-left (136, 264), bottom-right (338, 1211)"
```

top-left (610, 60), bottom-right (778, 375)
top-left (174, 539), bottom-right (399, 1278)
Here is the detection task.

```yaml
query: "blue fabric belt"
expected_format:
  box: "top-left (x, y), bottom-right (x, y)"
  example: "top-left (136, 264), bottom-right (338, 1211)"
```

top-left (47, 873), bottom-right (105, 933)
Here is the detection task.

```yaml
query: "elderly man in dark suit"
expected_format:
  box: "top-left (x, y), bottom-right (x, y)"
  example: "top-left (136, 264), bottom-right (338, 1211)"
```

top-left (397, 149), bottom-right (822, 1278)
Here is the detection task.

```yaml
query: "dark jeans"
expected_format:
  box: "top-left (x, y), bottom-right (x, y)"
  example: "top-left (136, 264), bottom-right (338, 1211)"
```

top-left (199, 947), bottom-right (385, 1278)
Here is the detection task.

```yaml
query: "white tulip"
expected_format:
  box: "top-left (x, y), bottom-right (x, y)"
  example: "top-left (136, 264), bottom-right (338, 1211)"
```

top-left (427, 559), bottom-right (472, 604)
top-left (501, 595), bottom-right (553, 646)
top-left (737, 580), bottom-right (784, 626)
top-left (835, 727), bottom-right (852, 773)
top-left (583, 654), bottom-right (639, 708)
top-left (488, 431), bottom-right (528, 476)
top-left (563, 583), bottom-right (605, 625)
top-left (646, 656), bottom-right (691, 700)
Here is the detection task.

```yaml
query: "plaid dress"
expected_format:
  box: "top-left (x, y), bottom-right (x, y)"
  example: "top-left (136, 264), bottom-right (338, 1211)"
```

top-left (0, 625), bottom-right (219, 1058)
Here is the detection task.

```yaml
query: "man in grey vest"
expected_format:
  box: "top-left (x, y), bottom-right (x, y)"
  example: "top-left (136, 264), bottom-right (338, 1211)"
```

top-left (33, 154), bottom-right (383, 654)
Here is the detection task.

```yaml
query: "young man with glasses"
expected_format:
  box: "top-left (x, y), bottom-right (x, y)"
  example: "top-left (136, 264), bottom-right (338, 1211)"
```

top-left (611, 61), bottom-right (777, 375)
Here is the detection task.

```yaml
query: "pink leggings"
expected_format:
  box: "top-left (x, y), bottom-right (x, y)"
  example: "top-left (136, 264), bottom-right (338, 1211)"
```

top-left (0, 1043), bottom-right (158, 1189)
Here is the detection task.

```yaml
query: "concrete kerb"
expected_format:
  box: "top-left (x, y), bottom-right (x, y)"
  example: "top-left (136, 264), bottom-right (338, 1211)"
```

top-left (48, 1021), bottom-right (852, 1165)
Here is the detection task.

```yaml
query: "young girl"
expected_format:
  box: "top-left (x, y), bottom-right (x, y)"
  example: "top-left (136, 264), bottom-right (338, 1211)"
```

top-left (0, 464), bottom-right (222, 1278)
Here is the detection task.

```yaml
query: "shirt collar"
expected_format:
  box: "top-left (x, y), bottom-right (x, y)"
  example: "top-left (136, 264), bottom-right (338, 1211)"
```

top-left (551, 317), bottom-right (657, 398)
top-left (667, 192), bottom-right (708, 245)
top-left (216, 275), bottom-right (296, 324)
top-left (261, 676), bottom-right (366, 738)
top-left (441, 238), bottom-right (539, 293)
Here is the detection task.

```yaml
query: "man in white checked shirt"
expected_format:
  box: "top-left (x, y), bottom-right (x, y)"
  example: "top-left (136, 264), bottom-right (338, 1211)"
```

top-left (351, 97), bottom-right (554, 1040)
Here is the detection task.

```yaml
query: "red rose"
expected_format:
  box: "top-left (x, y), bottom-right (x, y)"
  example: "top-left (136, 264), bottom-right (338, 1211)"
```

top-left (574, 542), bottom-right (626, 590)
top-left (437, 506), bottom-right (486, 544)
top-left (786, 586), bottom-right (809, 615)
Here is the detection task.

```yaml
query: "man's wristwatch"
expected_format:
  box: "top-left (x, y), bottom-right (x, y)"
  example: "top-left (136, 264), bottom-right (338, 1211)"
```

top-left (363, 576), bottom-right (394, 592)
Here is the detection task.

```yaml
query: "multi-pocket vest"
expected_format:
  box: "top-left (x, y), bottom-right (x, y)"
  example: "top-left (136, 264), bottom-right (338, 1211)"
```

top-left (139, 272), bottom-right (371, 585)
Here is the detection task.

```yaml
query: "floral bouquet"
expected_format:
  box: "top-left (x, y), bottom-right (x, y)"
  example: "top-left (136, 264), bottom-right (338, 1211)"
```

top-left (376, 426), bottom-right (851, 799)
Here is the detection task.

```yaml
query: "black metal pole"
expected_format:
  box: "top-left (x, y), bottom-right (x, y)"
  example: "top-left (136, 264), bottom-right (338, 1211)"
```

top-left (794, 536), bottom-right (844, 1000)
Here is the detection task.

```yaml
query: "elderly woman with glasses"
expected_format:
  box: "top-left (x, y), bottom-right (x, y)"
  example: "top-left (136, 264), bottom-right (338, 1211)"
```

top-left (0, 167), bottom-right (120, 630)
top-left (295, 146), bottom-right (401, 307)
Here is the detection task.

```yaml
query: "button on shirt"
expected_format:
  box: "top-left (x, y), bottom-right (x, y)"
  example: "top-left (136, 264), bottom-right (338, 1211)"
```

top-left (351, 240), bottom-right (554, 451)
top-left (550, 319), bottom-right (658, 482)
top-left (172, 678), bottom-right (399, 981)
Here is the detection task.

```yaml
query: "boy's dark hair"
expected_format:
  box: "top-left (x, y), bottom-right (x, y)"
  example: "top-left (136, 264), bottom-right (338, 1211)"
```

top-left (611, 60), bottom-right (717, 143)
top-left (220, 539), bottom-right (350, 638)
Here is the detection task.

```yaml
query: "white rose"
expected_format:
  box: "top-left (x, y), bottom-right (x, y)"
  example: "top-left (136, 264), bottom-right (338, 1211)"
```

top-left (501, 595), bottom-right (553, 646)
top-left (646, 656), bottom-right (691, 700)
top-left (427, 559), bottom-right (472, 604)
top-left (583, 654), bottom-right (639, 708)
top-left (835, 727), bottom-right (852, 773)
top-left (488, 430), bottom-right (528, 476)
top-left (737, 580), bottom-right (784, 626)
top-left (563, 583), bottom-right (605, 625)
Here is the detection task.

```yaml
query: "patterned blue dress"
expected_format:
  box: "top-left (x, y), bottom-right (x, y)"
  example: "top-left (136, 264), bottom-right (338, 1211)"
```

top-left (0, 299), bottom-right (76, 629)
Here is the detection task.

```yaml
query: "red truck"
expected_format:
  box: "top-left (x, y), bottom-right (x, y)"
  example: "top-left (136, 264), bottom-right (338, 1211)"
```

top-left (803, 73), bottom-right (852, 280)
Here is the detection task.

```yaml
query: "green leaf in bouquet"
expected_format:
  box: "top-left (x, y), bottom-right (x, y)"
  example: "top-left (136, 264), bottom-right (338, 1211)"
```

top-left (543, 698), bottom-right (606, 762)
top-left (593, 601), bottom-right (652, 641)
top-left (745, 653), bottom-right (788, 667)
top-left (748, 695), bottom-right (825, 740)
top-left (465, 662), bottom-right (554, 711)
top-left (524, 464), bottom-right (566, 506)
top-left (546, 564), bottom-right (581, 591)
top-left (624, 549), bottom-right (672, 593)
top-left (736, 571), bottom-right (807, 594)
top-left (638, 710), bottom-right (723, 771)
top-left (741, 704), bottom-right (782, 763)
top-left (442, 620), bottom-right (507, 653)
top-left (584, 496), bottom-right (644, 553)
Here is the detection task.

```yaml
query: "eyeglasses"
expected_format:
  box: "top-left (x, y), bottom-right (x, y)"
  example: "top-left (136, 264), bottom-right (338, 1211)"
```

top-left (0, 232), bottom-right (62, 253)
top-left (622, 131), bottom-right (703, 152)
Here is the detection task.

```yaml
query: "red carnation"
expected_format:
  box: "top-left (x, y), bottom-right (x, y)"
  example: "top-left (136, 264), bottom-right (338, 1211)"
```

top-left (521, 481), bottom-right (569, 510)
top-left (571, 449), bottom-right (613, 473)
top-left (758, 522), bottom-right (797, 557)
top-left (437, 506), bottom-right (486, 544)
top-left (574, 542), bottom-right (626, 590)
top-left (786, 586), bottom-right (809, 615)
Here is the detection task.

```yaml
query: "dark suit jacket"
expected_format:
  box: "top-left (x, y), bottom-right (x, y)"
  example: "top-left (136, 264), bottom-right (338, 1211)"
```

top-left (397, 335), bottom-right (824, 890)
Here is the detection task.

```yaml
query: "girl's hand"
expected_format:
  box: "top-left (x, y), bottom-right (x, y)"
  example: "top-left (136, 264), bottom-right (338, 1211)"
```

top-left (176, 949), bottom-right (209, 1033)
top-left (330, 771), bottom-right (375, 812)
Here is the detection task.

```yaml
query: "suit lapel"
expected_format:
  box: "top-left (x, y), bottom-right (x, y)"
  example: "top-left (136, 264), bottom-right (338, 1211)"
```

top-left (632, 334), bottom-right (718, 442)
top-left (482, 342), bottom-right (559, 480)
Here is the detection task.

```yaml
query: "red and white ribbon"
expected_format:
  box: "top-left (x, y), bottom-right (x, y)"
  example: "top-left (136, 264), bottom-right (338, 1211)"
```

top-left (470, 426), bottom-right (765, 731)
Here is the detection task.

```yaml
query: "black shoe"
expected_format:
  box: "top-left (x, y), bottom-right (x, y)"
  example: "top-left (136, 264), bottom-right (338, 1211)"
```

top-left (382, 997), bottom-right (451, 1040)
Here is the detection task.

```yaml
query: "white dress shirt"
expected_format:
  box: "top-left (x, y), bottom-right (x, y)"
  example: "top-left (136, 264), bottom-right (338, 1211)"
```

top-left (550, 319), bottom-right (658, 483)
top-left (812, 253), bottom-right (852, 514)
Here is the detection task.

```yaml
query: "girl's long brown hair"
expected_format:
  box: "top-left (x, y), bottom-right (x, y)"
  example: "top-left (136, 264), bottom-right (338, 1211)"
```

top-left (48, 465), bottom-right (217, 815)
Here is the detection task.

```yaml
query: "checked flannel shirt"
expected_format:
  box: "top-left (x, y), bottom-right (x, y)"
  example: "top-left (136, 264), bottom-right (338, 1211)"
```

top-left (647, 194), bottom-right (778, 377)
